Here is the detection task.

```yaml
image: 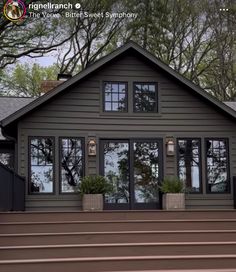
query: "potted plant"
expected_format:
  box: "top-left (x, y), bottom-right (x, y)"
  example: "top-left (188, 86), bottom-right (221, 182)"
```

top-left (78, 175), bottom-right (112, 211)
top-left (159, 176), bottom-right (185, 210)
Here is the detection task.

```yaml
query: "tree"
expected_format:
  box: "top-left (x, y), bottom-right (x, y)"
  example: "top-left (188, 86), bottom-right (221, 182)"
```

top-left (0, 0), bottom-right (81, 69)
top-left (199, 0), bottom-right (236, 100)
top-left (1, 63), bottom-right (59, 97)
top-left (121, 0), bottom-right (236, 100)
top-left (57, 0), bottom-right (126, 74)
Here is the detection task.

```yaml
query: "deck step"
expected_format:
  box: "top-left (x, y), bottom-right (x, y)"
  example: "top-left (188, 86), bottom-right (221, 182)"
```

top-left (1, 210), bottom-right (236, 222)
top-left (1, 242), bottom-right (236, 260)
top-left (1, 229), bottom-right (236, 246)
top-left (1, 210), bottom-right (236, 271)
top-left (1, 255), bottom-right (236, 272)
top-left (1, 219), bottom-right (236, 234)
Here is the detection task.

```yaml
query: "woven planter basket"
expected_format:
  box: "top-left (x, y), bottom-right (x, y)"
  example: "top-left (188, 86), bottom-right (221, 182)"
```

top-left (162, 193), bottom-right (185, 210)
top-left (82, 194), bottom-right (103, 211)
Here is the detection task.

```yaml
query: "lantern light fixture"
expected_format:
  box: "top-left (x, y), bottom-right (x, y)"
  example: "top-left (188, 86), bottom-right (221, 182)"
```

top-left (166, 137), bottom-right (175, 156)
top-left (88, 138), bottom-right (96, 156)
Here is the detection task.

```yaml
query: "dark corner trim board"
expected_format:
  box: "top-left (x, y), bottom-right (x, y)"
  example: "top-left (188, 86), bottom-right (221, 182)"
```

top-left (233, 176), bottom-right (236, 209)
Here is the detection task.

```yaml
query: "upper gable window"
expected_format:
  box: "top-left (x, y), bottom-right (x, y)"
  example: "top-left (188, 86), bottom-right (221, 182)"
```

top-left (134, 83), bottom-right (158, 113)
top-left (103, 82), bottom-right (128, 112)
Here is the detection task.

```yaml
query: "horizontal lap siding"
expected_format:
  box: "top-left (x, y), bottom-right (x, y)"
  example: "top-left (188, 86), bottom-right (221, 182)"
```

top-left (18, 53), bottom-right (236, 210)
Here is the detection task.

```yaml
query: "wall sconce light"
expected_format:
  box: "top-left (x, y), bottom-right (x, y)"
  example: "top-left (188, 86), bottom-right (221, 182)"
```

top-left (166, 137), bottom-right (175, 156)
top-left (88, 139), bottom-right (96, 156)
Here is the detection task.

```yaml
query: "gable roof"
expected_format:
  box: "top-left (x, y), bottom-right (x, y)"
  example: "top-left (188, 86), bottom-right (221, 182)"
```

top-left (0, 96), bottom-right (35, 140)
top-left (1, 41), bottom-right (236, 128)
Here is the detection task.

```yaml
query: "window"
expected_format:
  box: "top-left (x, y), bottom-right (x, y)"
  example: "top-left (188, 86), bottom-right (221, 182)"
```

top-left (133, 141), bottom-right (160, 203)
top-left (103, 141), bottom-right (129, 203)
top-left (206, 139), bottom-right (230, 193)
top-left (29, 137), bottom-right (54, 194)
top-left (60, 138), bottom-right (84, 193)
top-left (103, 82), bottom-right (127, 112)
top-left (101, 139), bottom-right (162, 209)
top-left (134, 83), bottom-right (158, 112)
top-left (177, 139), bottom-right (201, 193)
top-left (0, 152), bottom-right (14, 169)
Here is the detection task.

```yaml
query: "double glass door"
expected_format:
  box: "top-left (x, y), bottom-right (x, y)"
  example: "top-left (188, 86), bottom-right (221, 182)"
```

top-left (100, 139), bottom-right (163, 209)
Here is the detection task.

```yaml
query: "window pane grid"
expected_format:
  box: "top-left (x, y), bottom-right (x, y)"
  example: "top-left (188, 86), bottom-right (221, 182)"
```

top-left (134, 83), bottom-right (157, 112)
top-left (104, 82), bottom-right (127, 112)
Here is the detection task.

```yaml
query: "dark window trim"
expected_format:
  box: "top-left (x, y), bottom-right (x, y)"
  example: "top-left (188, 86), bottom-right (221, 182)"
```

top-left (177, 138), bottom-right (202, 194)
top-left (28, 136), bottom-right (55, 195)
top-left (102, 81), bottom-right (128, 113)
top-left (205, 137), bottom-right (231, 194)
top-left (133, 82), bottom-right (158, 113)
top-left (100, 138), bottom-right (163, 210)
top-left (59, 137), bottom-right (85, 195)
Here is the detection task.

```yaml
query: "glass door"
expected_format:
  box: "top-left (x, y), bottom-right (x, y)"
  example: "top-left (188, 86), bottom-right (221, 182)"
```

top-left (100, 139), bottom-right (162, 210)
top-left (133, 140), bottom-right (161, 209)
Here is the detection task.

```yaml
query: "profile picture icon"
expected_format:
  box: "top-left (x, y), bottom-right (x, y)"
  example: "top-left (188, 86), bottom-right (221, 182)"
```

top-left (3, 0), bottom-right (26, 21)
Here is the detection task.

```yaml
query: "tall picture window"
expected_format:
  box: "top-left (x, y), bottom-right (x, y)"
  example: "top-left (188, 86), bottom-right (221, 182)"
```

top-left (60, 138), bottom-right (84, 193)
top-left (206, 139), bottom-right (230, 193)
top-left (177, 139), bottom-right (201, 192)
top-left (29, 137), bottom-right (54, 193)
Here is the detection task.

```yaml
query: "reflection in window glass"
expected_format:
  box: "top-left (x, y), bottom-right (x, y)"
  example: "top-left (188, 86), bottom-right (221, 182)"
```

top-left (61, 138), bottom-right (84, 193)
top-left (206, 139), bottom-right (229, 193)
top-left (104, 142), bottom-right (129, 203)
top-left (178, 139), bottom-right (201, 192)
top-left (134, 142), bottom-right (159, 203)
top-left (134, 83), bottom-right (157, 112)
top-left (0, 152), bottom-right (14, 169)
top-left (30, 138), bottom-right (54, 193)
top-left (104, 82), bottom-right (127, 112)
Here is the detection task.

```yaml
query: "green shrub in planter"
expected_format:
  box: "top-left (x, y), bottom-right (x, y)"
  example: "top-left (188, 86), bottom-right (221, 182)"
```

top-left (159, 176), bottom-right (184, 193)
top-left (79, 175), bottom-right (113, 195)
top-left (159, 176), bottom-right (185, 210)
top-left (78, 175), bottom-right (112, 211)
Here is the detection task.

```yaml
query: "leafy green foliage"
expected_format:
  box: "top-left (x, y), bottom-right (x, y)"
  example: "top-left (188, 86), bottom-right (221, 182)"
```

top-left (159, 176), bottom-right (184, 194)
top-left (79, 175), bottom-right (113, 195)
top-left (1, 63), bottom-right (59, 97)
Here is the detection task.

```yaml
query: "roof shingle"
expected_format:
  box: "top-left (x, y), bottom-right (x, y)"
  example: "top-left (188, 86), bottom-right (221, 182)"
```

top-left (0, 96), bottom-right (35, 140)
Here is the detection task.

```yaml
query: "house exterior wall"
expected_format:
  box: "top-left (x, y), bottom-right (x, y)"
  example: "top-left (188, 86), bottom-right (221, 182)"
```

top-left (17, 51), bottom-right (236, 210)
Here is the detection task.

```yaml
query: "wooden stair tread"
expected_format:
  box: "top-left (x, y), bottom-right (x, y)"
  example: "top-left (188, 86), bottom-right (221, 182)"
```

top-left (1, 218), bottom-right (236, 225)
top-left (1, 254), bottom-right (236, 264)
top-left (2, 229), bottom-right (236, 237)
top-left (2, 241), bottom-right (236, 250)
